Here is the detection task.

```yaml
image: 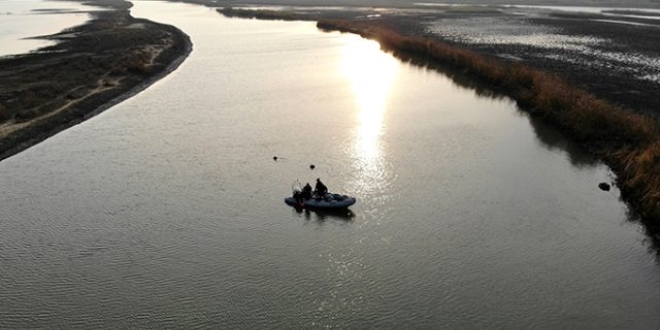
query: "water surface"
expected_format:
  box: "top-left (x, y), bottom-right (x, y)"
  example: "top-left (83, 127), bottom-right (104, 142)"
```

top-left (0, 1), bottom-right (658, 329)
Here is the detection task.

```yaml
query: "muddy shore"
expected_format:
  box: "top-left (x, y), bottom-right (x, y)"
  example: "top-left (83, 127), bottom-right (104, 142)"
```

top-left (0, 0), bottom-right (192, 160)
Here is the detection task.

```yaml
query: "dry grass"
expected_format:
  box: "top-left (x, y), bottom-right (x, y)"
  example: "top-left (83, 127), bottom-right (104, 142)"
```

top-left (218, 7), bottom-right (302, 21)
top-left (318, 19), bottom-right (660, 222)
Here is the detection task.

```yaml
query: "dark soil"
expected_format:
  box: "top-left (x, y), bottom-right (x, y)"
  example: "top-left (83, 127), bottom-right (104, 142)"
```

top-left (477, 16), bottom-right (660, 119)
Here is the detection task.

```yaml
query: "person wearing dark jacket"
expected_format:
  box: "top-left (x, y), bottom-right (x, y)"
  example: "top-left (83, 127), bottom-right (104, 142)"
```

top-left (301, 183), bottom-right (312, 199)
top-left (314, 178), bottom-right (328, 197)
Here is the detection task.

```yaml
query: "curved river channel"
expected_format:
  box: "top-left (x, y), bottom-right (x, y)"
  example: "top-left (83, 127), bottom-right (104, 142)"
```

top-left (1, 1), bottom-right (659, 329)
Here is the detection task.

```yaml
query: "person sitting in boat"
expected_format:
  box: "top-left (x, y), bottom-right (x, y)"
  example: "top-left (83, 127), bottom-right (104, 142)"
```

top-left (294, 182), bottom-right (313, 204)
top-left (301, 182), bottom-right (312, 200)
top-left (314, 178), bottom-right (328, 197)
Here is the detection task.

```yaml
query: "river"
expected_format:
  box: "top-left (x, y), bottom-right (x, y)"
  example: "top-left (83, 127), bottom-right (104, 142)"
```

top-left (0, 1), bottom-right (658, 328)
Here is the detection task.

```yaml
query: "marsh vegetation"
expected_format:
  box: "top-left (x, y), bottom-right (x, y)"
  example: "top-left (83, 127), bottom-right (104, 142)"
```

top-left (218, 7), bottom-right (303, 21)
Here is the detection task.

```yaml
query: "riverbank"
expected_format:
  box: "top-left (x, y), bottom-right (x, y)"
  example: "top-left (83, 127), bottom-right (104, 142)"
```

top-left (0, 0), bottom-right (192, 160)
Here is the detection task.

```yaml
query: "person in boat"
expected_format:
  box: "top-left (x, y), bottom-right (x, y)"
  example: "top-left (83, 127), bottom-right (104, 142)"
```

top-left (294, 182), bottom-right (313, 204)
top-left (314, 178), bottom-right (328, 197)
top-left (301, 182), bottom-right (312, 199)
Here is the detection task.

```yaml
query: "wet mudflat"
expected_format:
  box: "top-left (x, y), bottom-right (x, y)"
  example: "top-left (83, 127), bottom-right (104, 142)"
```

top-left (390, 4), bottom-right (660, 117)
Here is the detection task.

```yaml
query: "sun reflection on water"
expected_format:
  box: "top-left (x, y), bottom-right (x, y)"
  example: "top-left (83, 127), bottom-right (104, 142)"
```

top-left (341, 35), bottom-right (399, 195)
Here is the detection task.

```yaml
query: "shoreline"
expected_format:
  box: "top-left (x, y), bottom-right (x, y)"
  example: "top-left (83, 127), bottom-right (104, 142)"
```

top-left (0, 1), bottom-right (193, 161)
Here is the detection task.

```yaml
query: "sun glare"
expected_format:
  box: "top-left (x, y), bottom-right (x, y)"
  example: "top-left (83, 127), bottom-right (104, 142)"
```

top-left (341, 36), bottom-right (399, 185)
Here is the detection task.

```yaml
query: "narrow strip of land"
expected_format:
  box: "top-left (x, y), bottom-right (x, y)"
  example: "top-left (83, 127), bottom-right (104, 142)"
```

top-left (0, 0), bottom-right (192, 160)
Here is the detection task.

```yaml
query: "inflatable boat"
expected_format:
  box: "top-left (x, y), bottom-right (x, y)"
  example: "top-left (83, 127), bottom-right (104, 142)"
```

top-left (285, 192), bottom-right (356, 210)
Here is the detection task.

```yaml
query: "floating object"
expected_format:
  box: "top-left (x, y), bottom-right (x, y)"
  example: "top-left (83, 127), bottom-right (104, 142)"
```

top-left (273, 156), bottom-right (278, 161)
top-left (285, 192), bottom-right (356, 210)
top-left (598, 182), bottom-right (611, 191)
top-left (309, 164), bottom-right (315, 170)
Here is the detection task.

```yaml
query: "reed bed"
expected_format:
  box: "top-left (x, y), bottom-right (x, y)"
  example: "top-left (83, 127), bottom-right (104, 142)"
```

top-left (318, 19), bottom-right (660, 224)
top-left (218, 7), bottom-right (301, 21)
